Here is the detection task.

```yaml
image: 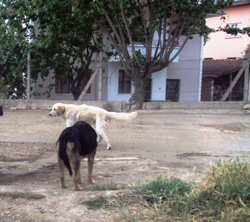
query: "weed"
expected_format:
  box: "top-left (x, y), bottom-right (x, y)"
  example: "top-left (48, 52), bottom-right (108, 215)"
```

top-left (91, 180), bottom-right (121, 191)
top-left (81, 196), bottom-right (117, 210)
top-left (11, 192), bottom-right (45, 200)
top-left (110, 158), bottom-right (250, 222)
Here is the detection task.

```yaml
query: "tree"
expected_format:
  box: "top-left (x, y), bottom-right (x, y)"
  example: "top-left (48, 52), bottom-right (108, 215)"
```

top-left (0, 0), bottom-right (32, 98)
top-left (217, 16), bottom-right (250, 37)
top-left (29, 0), bottom-right (105, 100)
top-left (0, 0), bottom-right (104, 100)
top-left (77, 0), bottom-right (234, 109)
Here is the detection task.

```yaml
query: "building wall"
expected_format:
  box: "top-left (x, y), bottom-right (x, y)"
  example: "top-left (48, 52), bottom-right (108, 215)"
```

top-left (108, 35), bottom-right (203, 102)
top-left (107, 63), bottom-right (167, 102)
top-left (204, 4), bottom-right (250, 59)
top-left (33, 34), bottom-right (203, 102)
top-left (167, 35), bottom-right (203, 102)
top-left (33, 62), bottom-right (108, 102)
top-left (107, 63), bottom-right (135, 101)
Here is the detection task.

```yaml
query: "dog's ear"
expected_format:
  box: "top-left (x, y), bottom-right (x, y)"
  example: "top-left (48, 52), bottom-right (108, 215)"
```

top-left (58, 106), bottom-right (65, 115)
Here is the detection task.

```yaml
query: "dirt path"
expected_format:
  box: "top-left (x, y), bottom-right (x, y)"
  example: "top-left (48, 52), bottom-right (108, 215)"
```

top-left (0, 109), bottom-right (250, 221)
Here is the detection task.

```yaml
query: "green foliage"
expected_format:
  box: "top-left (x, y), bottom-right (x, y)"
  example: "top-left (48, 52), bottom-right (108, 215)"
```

top-left (133, 175), bottom-right (192, 207)
top-left (81, 196), bottom-right (109, 210)
top-left (200, 158), bottom-right (250, 203)
top-left (81, 0), bottom-right (235, 109)
top-left (0, 0), bottom-right (105, 100)
top-left (91, 180), bottom-right (121, 191)
top-left (0, 0), bottom-right (239, 105)
top-left (29, 0), bottom-right (105, 100)
top-left (0, 0), bottom-right (32, 98)
top-left (11, 192), bottom-right (45, 200)
top-left (105, 158), bottom-right (250, 221)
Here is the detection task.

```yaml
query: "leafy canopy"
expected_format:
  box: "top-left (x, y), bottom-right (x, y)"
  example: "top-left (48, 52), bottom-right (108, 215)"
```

top-left (0, 0), bottom-right (104, 100)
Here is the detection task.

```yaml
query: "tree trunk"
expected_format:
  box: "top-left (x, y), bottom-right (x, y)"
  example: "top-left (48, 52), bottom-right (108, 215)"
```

top-left (130, 76), bottom-right (148, 110)
top-left (71, 86), bottom-right (81, 101)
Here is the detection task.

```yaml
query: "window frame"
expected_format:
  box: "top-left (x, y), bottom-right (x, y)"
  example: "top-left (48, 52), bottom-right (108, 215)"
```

top-left (55, 75), bottom-right (91, 95)
top-left (81, 75), bottom-right (91, 94)
top-left (55, 76), bottom-right (70, 94)
top-left (118, 70), bottom-right (131, 94)
top-left (226, 22), bottom-right (242, 38)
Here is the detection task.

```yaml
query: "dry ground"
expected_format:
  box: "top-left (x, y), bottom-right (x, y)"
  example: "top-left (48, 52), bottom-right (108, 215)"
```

top-left (0, 108), bottom-right (250, 221)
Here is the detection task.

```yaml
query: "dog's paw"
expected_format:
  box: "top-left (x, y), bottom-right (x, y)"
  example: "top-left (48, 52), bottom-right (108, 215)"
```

top-left (61, 185), bottom-right (67, 189)
top-left (107, 146), bottom-right (112, 150)
top-left (75, 185), bottom-right (83, 191)
top-left (89, 179), bottom-right (95, 184)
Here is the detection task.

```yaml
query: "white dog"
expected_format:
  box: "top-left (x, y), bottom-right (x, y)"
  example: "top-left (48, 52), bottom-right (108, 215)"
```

top-left (244, 104), bottom-right (250, 113)
top-left (49, 103), bottom-right (137, 150)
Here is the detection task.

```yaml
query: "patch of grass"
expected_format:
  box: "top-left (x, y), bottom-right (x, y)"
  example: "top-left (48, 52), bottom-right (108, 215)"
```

top-left (188, 158), bottom-right (250, 221)
top-left (81, 181), bottom-right (124, 210)
top-left (11, 192), bottom-right (45, 200)
top-left (91, 180), bottom-right (121, 191)
top-left (132, 174), bottom-right (192, 206)
top-left (202, 158), bottom-right (250, 202)
top-left (81, 196), bottom-right (117, 210)
top-left (81, 196), bottom-right (108, 210)
top-left (108, 158), bottom-right (250, 222)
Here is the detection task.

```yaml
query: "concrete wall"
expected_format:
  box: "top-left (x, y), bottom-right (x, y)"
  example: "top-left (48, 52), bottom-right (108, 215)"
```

top-left (0, 99), bottom-right (246, 112)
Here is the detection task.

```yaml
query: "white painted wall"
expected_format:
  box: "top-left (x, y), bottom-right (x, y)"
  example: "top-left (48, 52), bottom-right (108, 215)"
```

top-left (107, 63), bottom-right (134, 101)
top-left (107, 35), bottom-right (202, 102)
top-left (167, 35), bottom-right (202, 102)
top-left (108, 63), bottom-right (167, 102)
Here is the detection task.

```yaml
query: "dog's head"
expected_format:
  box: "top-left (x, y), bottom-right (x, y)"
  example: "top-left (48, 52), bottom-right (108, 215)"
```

top-left (49, 103), bottom-right (66, 117)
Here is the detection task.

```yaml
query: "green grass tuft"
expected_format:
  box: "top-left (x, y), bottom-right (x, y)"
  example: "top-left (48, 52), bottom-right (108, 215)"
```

top-left (91, 180), bottom-right (121, 191)
top-left (11, 192), bottom-right (45, 200)
top-left (108, 158), bottom-right (250, 222)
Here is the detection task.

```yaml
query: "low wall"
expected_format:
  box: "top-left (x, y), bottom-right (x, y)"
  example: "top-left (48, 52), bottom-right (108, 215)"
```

top-left (0, 99), bottom-right (247, 112)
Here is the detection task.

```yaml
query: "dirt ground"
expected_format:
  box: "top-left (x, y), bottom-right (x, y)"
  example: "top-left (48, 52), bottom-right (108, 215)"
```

top-left (1, 108), bottom-right (250, 221)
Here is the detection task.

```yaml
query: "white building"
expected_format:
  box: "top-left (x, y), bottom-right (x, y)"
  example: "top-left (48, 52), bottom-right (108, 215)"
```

top-left (34, 34), bottom-right (203, 103)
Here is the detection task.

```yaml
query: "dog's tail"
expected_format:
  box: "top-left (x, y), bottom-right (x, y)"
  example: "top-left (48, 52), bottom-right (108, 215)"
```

top-left (107, 111), bottom-right (137, 121)
top-left (58, 141), bottom-right (73, 176)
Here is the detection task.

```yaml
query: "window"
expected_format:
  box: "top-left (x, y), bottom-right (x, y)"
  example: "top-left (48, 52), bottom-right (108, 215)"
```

top-left (81, 75), bottom-right (91, 94)
top-left (55, 76), bottom-right (70, 94)
top-left (118, 70), bottom-right (131, 93)
top-left (226, 23), bottom-right (242, 38)
top-left (55, 75), bottom-right (91, 94)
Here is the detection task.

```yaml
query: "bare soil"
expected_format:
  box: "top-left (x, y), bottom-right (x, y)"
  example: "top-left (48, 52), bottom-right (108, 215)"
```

top-left (0, 108), bottom-right (250, 222)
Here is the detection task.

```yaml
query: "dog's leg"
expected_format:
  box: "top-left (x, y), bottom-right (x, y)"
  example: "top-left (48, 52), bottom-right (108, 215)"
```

top-left (58, 154), bottom-right (67, 189)
top-left (78, 167), bottom-right (82, 184)
top-left (73, 160), bottom-right (82, 191)
top-left (97, 134), bottom-right (102, 143)
top-left (87, 154), bottom-right (95, 184)
top-left (96, 116), bottom-right (111, 150)
top-left (97, 129), bottom-right (111, 150)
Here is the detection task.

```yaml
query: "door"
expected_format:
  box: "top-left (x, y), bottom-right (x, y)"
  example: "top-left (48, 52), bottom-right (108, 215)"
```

top-left (166, 79), bottom-right (179, 102)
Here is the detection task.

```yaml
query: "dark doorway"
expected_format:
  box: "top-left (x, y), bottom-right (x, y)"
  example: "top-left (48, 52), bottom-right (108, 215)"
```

top-left (144, 79), bottom-right (152, 102)
top-left (166, 79), bottom-right (179, 102)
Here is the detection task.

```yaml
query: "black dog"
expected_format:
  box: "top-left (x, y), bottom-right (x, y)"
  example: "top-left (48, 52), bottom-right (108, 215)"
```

top-left (57, 121), bottom-right (97, 191)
